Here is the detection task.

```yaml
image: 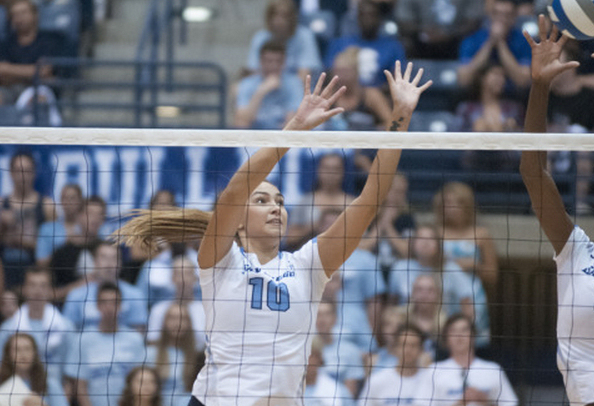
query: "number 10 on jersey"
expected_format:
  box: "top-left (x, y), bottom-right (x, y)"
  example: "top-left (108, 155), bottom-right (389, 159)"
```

top-left (249, 277), bottom-right (290, 312)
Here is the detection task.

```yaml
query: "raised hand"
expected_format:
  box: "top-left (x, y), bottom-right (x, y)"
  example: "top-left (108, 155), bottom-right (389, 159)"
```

top-left (284, 73), bottom-right (346, 131)
top-left (384, 61), bottom-right (432, 120)
top-left (523, 15), bottom-right (579, 84)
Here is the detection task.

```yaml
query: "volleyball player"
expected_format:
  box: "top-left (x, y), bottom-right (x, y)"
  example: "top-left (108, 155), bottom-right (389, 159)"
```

top-left (520, 16), bottom-right (594, 406)
top-left (116, 63), bottom-right (431, 406)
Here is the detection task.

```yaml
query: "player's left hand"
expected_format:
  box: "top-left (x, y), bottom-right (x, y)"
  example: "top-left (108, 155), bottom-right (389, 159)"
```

top-left (285, 73), bottom-right (346, 131)
top-left (384, 61), bottom-right (432, 118)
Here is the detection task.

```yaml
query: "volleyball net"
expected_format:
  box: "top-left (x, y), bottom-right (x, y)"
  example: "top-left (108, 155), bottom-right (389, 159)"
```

top-left (0, 127), bottom-right (588, 406)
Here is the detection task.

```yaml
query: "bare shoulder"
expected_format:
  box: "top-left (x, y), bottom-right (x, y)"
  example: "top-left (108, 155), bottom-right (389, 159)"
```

top-left (475, 225), bottom-right (493, 240)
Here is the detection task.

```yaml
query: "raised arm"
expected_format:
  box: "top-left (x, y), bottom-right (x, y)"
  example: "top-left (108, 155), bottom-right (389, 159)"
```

top-left (198, 74), bottom-right (346, 269)
top-left (317, 61), bottom-right (432, 276)
top-left (519, 16), bottom-right (579, 255)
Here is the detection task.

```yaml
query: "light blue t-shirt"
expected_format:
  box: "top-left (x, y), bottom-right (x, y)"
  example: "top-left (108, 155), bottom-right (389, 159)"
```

top-left (146, 346), bottom-right (191, 406)
top-left (236, 72), bottom-right (303, 130)
top-left (247, 26), bottom-right (322, 74)
top-left (322, 336), bottom-right (365, 385)
top-left (17, 376), bottom-right (69, 406)
top-left (36, 221), bottom-right (113, 261)
top-left (336, 249), bottom-right (385, 352)
top-left (135, 248), bottom-right (201, 308)
top-left (64, 329), bottom-right (146, 406)
top-left (62, 281), bottom-right (148, 331)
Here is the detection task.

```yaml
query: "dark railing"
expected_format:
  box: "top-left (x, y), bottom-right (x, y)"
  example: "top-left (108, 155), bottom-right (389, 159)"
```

top-left (32, 58), bottom-right (226, 128)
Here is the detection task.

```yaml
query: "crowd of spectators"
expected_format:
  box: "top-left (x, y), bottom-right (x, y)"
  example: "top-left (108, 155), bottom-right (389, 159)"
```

top-left (0, 146), bottom-right (513, 406)
top-left (0, 0), bottom-right (591, 404)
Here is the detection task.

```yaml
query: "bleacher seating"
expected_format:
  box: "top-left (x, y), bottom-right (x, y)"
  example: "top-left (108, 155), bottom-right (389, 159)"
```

top-left (38, 0), bottom-right (81, 56)
top-left (412, 59), bottom-right (462, 112)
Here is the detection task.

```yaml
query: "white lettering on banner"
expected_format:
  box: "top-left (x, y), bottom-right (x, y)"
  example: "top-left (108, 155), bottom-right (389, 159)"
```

top-left (51, 150), bottom-right (92, 202)
top-left (94, 147), bottom-right (118, 206)
top-left (185, 146), bottom-right (209, 209)
top-left (0, 155), bottom-right (12, 196)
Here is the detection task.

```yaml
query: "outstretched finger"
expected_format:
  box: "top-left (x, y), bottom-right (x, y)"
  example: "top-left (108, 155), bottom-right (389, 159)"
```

top-left (418, 79), bottom-right (433, 93)
top-left (559, 61), bottom-right (580, 74)
top-left (394, 60), bottom-right (403, 80)
top-left (313, 72), bottom-right (326, 95)
top-left (538, 14), bottom-right (547, 42)
top-left (557, 32), bottom-right (570, 48)
top-left (304, 75), bottom-right (312, 96)
top-left (550, 21), bottom-right (560, 42)
top-left (321, 107), bottom-right (345, 121)
top-left (326, 85), bottom-right (347, 106)
top-left (321, 75), bottom-right (340, 99)
top-left (523, 29), bottom-right (536, 47)
top-left (403, 62), bottom-right (413, 82)
top-left (411, 67), bottom-right (424, 86)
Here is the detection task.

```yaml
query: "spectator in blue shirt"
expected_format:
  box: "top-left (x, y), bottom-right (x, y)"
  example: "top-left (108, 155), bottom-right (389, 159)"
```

top-left (246, 0), bottom-right (322, 80)
top-left (64, 282), bottom-right (146, 406)
top-left (62, 241), bottom-right (148, 332)
top-left (0, 0), bottom-right (63, 104)
top-left (235, 40), bottom-right (303, 130)
top-left (457, 0), bottom-right (531, 89)
top-left (324, 0), bottom-right (406, 87)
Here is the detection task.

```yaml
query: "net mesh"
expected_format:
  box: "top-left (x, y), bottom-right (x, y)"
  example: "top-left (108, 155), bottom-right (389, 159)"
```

top-left (0, 128), bottom-right (589, 406)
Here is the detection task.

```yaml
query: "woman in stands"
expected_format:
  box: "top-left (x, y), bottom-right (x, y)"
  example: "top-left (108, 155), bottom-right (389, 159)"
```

top-left (0, 333), bottom-right (68, 406)
top-left (119, 366), bottom-right (162, 406)
top-left (520, 16), bottom-right (594, 406)
top-left (115, 64), bottom-right (431, 406)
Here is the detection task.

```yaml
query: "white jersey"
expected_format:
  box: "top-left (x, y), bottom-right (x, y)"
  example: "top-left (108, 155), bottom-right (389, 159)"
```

top-left (414, 358), bottom-right (517, 406)
top-left (358, 368), bottom-right (428, 406)
top-left (553, 226), bottom-right (594, 406)
top-left (192, 240), bottom-right (329, 406)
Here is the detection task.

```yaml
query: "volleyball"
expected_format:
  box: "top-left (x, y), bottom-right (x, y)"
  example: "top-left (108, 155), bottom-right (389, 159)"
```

top-left (548, 0), bottom-right (594, 40)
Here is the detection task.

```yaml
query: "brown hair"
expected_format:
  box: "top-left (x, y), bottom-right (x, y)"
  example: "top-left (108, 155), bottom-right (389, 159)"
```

top-left (155, 304), bottom-right (200, 392)
top-left (0, 333), bottom-right (46, 394)
top-left (111, 208), bottom-right (212, 249)
top-left (265, 0), bottom-right (298, 37)
top-left (119, 366), bottom-right (162, 406)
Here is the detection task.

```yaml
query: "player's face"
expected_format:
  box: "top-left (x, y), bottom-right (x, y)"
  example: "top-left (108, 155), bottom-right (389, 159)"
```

top-left (131, 368), bottom-right (159, 399)
top-left (413, 227), bottom-right (439, 261)
top-left (395, 331), bottom-right (422, 368)
top-left (243, 182), bottom-right (288, 239)
top-left (446, 318), bottom-right (473, 356)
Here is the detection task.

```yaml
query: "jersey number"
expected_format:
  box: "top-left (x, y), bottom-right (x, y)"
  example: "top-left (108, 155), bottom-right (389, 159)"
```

top-left (249, 277), bottom-right (290, 312)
